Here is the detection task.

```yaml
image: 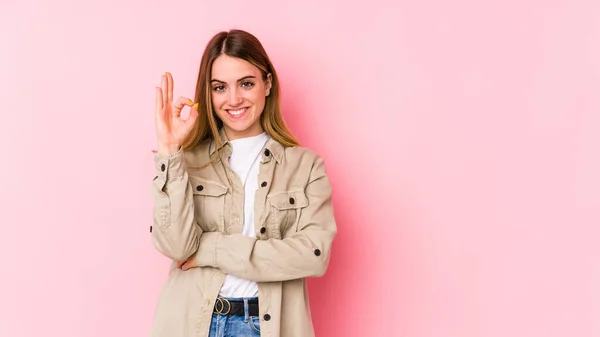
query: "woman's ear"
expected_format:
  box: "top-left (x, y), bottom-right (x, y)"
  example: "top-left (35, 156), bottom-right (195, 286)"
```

top-left (265, 73), bottom-right (272, 96)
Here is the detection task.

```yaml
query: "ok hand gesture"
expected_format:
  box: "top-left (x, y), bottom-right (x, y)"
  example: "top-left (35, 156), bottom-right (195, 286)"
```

top-left (155, 72), bottom-right (198, 155)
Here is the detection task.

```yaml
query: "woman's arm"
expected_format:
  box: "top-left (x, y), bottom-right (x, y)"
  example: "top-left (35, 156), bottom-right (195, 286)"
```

top-left (195, 156), bottom-right (337, 282)
top-left (151, 148), bottom-right (201, 261)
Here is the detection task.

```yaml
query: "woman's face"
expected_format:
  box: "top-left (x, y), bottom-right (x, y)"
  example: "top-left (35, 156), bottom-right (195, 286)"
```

top-left (210, 54), bottom-right (271, 140)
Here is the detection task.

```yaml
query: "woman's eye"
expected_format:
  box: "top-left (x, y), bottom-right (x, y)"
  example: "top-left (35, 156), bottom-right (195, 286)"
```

top-left (241, 81), bottom-right (254, 88)
top-left (213, 85), bottom-right (225, 92)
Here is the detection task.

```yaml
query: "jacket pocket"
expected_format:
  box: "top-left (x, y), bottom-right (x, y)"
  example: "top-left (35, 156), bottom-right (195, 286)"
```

top-left (190, 176), bottom-right (228, 232)
top-left (266, 189), bottom-right (309, 238)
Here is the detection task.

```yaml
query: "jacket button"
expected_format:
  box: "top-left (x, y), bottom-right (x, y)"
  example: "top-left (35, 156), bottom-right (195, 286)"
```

top-left (289, 197), bottom-right (295, 204)
top-left (263, 314), bottom-right (271, 321)
top-left (160, 163), bottom-right (166, 172)
top-left (264, 149), bottom-right (270, 156)
top-left (260, 227), bottom-right (266, 234)
top-left (261, 181), bottom-right (267, 187)
top-left (150, 226), bottom-right (152, 233)
top-left (314, 249), bottom-right (321, 256)
top-left (196, 185), bottom-right (204, 191)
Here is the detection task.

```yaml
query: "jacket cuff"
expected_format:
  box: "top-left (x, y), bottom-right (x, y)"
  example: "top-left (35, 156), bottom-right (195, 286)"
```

top-left (196, 232), bottom-right (221, 268)
top-left (153, 147), bottom-right (185, 187)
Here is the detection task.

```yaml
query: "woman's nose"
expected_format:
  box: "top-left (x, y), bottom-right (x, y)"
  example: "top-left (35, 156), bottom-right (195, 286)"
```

top-left (228, 89), bottom-right (242, 106)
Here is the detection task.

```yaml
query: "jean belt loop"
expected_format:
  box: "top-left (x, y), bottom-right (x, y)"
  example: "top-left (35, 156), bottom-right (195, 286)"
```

top-left (243, 298), bottom-right (249, 322)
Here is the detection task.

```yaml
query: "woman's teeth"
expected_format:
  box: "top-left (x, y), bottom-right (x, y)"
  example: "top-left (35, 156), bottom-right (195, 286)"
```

top-left (228, 108), bottom-right (247, 116)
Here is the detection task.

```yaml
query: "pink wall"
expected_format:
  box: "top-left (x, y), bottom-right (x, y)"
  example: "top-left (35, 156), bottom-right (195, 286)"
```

top-left (1, 0), bottom-right (599, 336)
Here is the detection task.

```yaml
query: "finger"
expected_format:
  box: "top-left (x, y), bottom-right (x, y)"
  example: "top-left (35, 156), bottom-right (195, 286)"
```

top-left (176, 260), bottom-right (184, 268)
top-left (172, 97), bottom-right (194, 118)
top-left (161, 73), bottom-right (168, 105)
top-left (186, 103), bottom-right (199, 125)
top-left (155, 87), bottom-right (163, 119)
top-left (166, 72), bottom-right (174, 103)
top-left (181, 261), bottom-right (189, 271)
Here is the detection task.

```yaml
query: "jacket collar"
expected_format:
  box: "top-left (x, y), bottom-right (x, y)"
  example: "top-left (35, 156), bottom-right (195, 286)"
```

top-left (209, 127), bottom-right (284, 164)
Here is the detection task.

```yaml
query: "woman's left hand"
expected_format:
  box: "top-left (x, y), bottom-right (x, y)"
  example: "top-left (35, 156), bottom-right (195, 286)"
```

top-left (176, 257), bottom-right (198, 271)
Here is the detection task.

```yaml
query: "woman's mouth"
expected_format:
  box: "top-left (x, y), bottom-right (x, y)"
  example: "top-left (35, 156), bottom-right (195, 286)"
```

top-left (226, 107), bottom-right (249, 119)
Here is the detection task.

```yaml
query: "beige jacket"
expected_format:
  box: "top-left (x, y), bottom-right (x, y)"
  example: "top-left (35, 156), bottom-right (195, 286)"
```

top-left (149, 129), bottom-right (337, 337)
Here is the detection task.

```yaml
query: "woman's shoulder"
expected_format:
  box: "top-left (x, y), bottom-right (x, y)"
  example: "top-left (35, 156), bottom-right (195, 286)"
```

top-left (281, 145), bottom-right (328, 170)
top-left (283, 145), bottom-right (320, 159)
top-left (182, 139), bottom-right (213, 167)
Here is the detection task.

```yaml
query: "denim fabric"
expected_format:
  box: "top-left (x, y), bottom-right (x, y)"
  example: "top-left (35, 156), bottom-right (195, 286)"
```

top-left (208, 297), bottom-right (260, 337)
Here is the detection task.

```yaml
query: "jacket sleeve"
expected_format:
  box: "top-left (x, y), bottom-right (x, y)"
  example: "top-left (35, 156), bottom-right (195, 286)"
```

top-left (195, 156), bottom-right (337, 282)
top-left (151, 148), bottom-right (201, 261)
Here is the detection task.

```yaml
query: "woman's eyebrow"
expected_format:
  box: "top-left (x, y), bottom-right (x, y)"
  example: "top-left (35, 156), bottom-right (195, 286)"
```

top-left (211, 75), bottom-right (256, 83)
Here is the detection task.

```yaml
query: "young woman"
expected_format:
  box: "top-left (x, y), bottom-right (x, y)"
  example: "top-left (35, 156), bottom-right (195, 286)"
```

top-left (150, 29), bottom-right (337, 337)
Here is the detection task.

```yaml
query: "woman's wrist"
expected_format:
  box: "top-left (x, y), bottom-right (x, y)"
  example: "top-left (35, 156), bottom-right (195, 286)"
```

top-left (157, 143), bottom-right (181, 156)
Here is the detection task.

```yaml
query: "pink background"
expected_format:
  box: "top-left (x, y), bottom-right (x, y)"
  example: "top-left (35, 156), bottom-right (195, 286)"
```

top-left (1, 0), bottom-right (599, 336)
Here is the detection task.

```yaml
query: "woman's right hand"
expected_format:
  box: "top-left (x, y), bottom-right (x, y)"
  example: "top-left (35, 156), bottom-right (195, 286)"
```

top-left (155, 72), bottom-right (199, 156)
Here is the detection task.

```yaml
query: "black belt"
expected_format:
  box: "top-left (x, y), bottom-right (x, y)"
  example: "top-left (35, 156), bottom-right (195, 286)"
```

top-left (213, 298), bottom-right (259, 316)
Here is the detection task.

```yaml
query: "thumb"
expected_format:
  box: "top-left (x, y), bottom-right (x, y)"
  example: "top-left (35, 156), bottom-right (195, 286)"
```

top-left (186, 103), bottom-right (199, 126)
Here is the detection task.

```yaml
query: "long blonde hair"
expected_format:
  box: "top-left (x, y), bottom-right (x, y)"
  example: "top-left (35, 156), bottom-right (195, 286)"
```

top-left (181, 29), bottom-right (300, 152)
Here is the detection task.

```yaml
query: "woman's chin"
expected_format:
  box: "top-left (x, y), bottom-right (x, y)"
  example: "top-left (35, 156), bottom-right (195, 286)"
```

top-left (223, 122), bottom-right (263, 139)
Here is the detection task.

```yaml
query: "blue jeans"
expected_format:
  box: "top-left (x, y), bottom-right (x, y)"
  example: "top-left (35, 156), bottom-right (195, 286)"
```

top-left (208, 297), bottom-right (260, 337)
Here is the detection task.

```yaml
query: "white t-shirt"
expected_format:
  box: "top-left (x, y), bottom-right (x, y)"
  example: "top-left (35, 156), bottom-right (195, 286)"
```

top-left (219, 132), bottom-right (270, 298)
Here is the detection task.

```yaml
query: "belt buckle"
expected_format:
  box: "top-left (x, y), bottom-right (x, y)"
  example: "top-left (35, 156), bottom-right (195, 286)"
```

top-left (213, 298), bottom-right (231, 315)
